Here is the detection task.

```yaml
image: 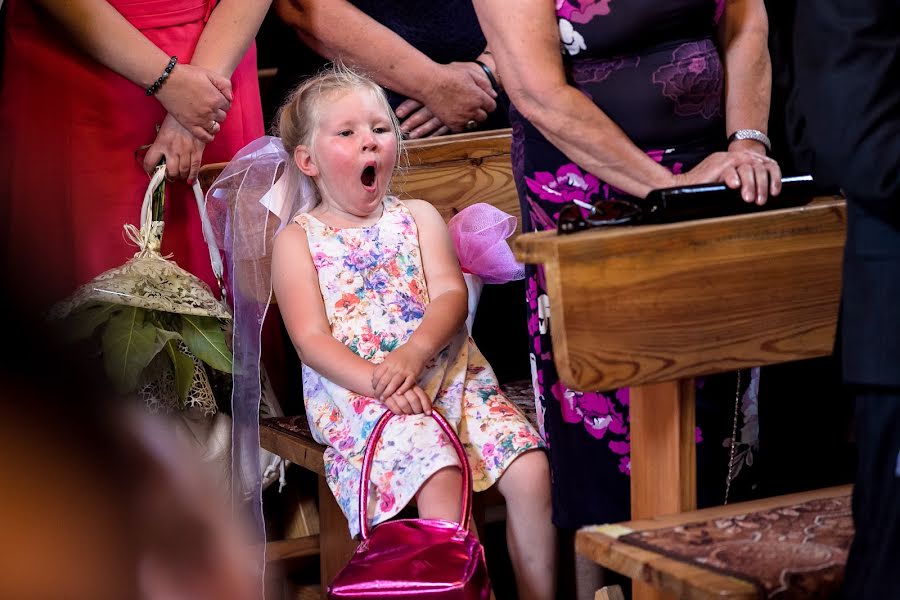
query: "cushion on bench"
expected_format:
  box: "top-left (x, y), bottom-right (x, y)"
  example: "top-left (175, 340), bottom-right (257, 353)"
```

top-left (618, 491), bottom-right (853, 599)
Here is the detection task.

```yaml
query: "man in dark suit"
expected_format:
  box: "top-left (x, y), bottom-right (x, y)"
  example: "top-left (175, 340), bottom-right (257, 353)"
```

top-left (791, 0), bottom-right (900, 597)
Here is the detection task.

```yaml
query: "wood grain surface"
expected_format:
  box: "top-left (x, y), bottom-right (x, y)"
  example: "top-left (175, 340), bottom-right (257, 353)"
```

top-left (515, 197), bottom-right (846, 391)
top-left (392, 129), bottom-right (521, 236)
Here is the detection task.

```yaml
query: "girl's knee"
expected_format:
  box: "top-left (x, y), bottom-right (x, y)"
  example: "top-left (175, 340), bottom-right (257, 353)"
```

top-left (499, 450), bottom-right (551, 499)
top-left (415, 466), bottom-right (464, 521)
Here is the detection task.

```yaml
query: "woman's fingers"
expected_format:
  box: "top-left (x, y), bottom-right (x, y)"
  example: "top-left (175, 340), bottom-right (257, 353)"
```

top-left (724, 166), bottom-right (741, 189)
top-left (409, 117), bottom-right (444, 139)
top-left (766, 159), bottom-right (783, 196)
top-left (188, 147), bottom-right (203, 184)
top-left (142, 146), bottom-right (165, 175)
top-left (752, 163), bottom-right (770, 205)
top-left (399, 106), bottom-right (435, 134)
top-left (395, 99), bottom-right (423, 120)
top-left (207, 71), bottom-right (234, 106)
top-left (191, 126), bottom-right (215, 144)
top-left (736, 164), bottom-right (757, 203)
top-left (177, 151), bottom-right (191, 180)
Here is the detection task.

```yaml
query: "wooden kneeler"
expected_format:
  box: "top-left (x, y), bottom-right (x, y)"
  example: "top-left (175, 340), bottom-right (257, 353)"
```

top-left (515, 197), bottom-right (847, 599)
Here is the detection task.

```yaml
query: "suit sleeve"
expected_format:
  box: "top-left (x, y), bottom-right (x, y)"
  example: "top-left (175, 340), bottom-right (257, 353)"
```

top-left (794, 0), bottom-right (900, 207)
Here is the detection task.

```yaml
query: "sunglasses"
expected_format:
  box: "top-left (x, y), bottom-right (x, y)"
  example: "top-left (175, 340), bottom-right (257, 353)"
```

top-left (557, 197), bottom-right (651, 234)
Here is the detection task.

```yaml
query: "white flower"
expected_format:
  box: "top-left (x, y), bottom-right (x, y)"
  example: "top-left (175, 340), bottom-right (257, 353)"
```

top-left (559, 19), bottom-right (586, 56)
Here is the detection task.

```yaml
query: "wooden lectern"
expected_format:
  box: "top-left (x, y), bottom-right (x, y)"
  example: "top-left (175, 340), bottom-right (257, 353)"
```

top-left (514, 197), bottom-right (846, 599)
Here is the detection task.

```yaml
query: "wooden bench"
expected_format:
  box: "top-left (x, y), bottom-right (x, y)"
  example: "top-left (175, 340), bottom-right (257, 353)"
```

top-left (199, 128), bottom-right (527, 598)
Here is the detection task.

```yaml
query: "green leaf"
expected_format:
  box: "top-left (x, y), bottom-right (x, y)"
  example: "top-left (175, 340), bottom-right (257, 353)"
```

top-left (101, 307), bottom-right (159, 393)
top-left (180, 315), bottom-right (233, 373)
top-left (59, 303), bottom-right (120, 343)
top-left (164, 339), bottom-right (196, 403)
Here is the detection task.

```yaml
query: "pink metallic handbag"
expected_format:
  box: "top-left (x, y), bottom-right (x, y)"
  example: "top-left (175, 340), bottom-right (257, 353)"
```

top-left (328, 410), bottom-right (491, 599)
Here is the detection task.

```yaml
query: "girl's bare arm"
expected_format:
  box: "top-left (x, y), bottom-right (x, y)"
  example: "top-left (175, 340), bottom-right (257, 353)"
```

top-left (272, 224), bottom-right (379, 398)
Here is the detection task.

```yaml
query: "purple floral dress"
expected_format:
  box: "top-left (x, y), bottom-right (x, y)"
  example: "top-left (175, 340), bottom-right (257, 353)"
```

top-left (295, 196), bottom-right (543, 537)
top-left (512, 0), bottom-right (760, 528)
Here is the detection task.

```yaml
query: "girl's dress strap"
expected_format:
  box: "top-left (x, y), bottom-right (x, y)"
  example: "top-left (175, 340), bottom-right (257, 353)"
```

top-left (291, 213), bottom-right (315, 231)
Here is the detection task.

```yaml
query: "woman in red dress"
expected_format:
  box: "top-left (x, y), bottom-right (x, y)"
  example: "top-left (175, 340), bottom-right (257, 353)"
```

top-left (0, 0), bottom-right (269, 311)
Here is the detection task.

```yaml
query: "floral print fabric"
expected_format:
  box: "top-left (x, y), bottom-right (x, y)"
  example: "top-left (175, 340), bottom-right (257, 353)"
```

top-left (295, 196), bottom-right (543, 537)
top-left (510, 0), bottom-right (761, 528)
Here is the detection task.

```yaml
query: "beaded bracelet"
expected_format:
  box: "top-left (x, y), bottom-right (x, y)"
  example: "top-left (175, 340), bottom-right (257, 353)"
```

top-left (146, 56), bottom-right (178, 96)
top-left (473, 59), bottom-right (500, 94)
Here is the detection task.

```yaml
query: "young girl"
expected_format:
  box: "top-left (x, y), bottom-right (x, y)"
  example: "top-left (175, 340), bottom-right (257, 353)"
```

top-left (270, 66), bottom-right (556, 599)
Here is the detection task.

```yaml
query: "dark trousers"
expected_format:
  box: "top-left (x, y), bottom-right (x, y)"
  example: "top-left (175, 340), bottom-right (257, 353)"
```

top-left (843, 390), bottom-right (900, 599)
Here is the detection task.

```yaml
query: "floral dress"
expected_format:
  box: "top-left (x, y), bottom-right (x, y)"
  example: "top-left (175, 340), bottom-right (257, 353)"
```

top-left (295, 196), bottom-right (544, 537)
top-left (510, 0), bottom-right (760, 528)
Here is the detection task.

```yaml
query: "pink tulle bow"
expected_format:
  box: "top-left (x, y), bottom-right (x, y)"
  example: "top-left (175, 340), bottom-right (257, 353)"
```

top-left (448, 203), bottom-right (525, 284)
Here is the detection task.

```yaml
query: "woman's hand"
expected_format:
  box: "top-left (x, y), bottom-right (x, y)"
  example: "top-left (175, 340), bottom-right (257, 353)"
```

top-left (372, 342), bottom-right (429, 400)
top-left (673, 148), bottom-right (782, 205)
top-left (142, 114), bottom-right (206, 184)
top-left (155, 63), bottom-right (233, 144)
top-left (383, 385), bottom-right (433, 416)
top-left (394, 100), bottom-right (451, 139)
top-left (417, 62), bottom-right (498, 133)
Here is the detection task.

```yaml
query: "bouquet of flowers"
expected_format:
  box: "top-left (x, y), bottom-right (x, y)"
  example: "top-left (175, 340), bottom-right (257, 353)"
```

top-left (49, 166), bottom-right (232, 416)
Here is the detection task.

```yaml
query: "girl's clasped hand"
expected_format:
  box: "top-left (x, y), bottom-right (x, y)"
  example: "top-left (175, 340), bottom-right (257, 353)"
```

top-left (371, 341), bottom-right (432, 415)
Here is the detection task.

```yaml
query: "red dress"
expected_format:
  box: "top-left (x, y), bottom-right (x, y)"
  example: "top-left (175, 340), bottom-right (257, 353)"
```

top-left (0, 0), bottom-right (264, 311)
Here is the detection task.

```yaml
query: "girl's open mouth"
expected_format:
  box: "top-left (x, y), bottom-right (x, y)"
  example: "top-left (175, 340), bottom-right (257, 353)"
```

top-left (360, 164), bottom-right (376, 188)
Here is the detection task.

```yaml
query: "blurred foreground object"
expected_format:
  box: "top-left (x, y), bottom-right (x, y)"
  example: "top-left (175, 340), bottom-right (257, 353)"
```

top-left (0, 294), bottom-right (259, 600)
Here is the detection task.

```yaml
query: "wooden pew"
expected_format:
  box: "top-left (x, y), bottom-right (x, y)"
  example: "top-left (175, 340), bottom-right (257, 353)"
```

top-left (392, 128), bottom-right (519, 233)
top-left (199, 128), bottom-right (524, 599)
top-left (514, 197), bottom-right (847, 599)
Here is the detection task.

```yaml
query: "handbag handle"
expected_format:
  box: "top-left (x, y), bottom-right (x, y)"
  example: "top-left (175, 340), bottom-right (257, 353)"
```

top-left (358, 410), bottom-right (473, 540)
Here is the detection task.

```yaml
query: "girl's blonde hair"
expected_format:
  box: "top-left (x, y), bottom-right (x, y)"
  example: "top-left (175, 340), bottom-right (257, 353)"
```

top-left (274, 63), bottom-right (403, 169)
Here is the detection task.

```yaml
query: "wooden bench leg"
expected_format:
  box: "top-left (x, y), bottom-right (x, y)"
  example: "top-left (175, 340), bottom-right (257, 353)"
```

top-left (318, 476), bottom-right (358, 600)
top-left (630, 379), bottom-right (696, 600)
top-left (595, 585), bottom-right (625, 600)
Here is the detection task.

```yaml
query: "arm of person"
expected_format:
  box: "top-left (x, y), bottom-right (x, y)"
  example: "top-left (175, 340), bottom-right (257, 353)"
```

top-left (272, 224), bottom-right (380, 398)
top-left (143, 0), bottom-right (271, 181)
top-left (31, 0), bottom-right (232, 142)
top-left (394, 47), bottom-right (503, 138)
top-left (371, 200), bottom-right (469, 400)
top-left (274, 0), bottom-right (496, 133)
top-left (472, 0), bottom-right (677, 198)
top-left (189, 0), bottom-right (272, 78)
top-left (719, 0), bottom-right (782, 203)
top-left (472, 0), bottom-right (777, 198)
